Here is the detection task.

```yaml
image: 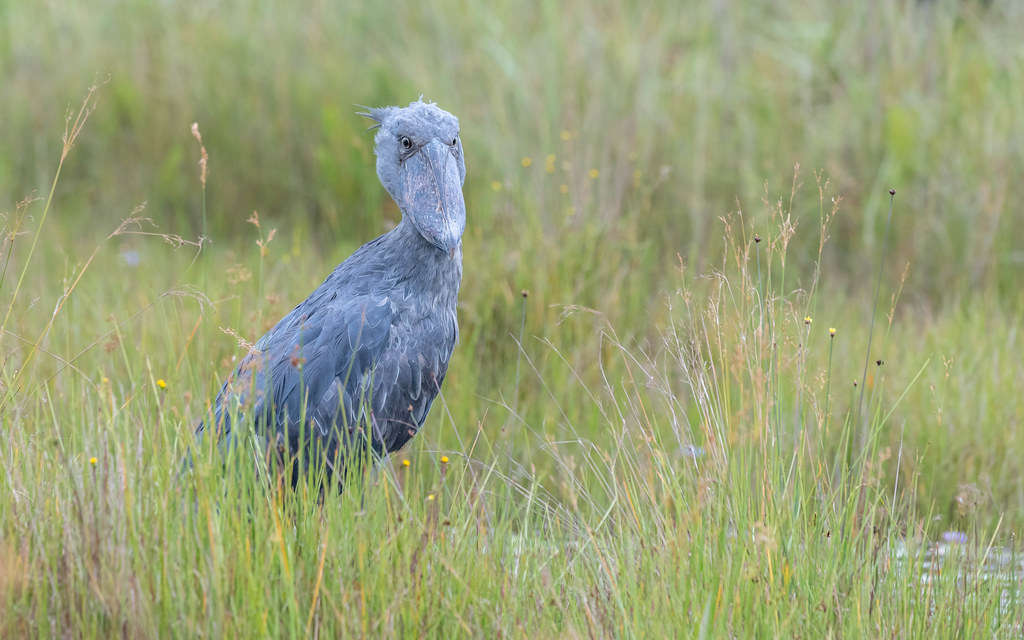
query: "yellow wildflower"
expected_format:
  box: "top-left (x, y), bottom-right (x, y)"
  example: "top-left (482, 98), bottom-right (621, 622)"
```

top-left (402, 459), bottom-right (410, 467)
top-left (521, 157), bottom-right (532, 168)
top-left (829, 327), bottom-right (837, 337)
top-left (440, 456), bottom-right (449, 464)
top-left (804, 316), bottom-right (812, 326)
top-left (89, 457), bottom-right (97, 465)
top-left (157, 379), bottom-right (167, 389)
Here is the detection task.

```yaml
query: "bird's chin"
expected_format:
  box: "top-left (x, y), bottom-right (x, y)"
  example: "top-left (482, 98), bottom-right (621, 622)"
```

top-left (425, 225), bottom-right (463, 258)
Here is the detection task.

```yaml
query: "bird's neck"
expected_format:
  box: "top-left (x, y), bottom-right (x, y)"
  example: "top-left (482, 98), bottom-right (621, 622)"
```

top-left (389, 217), bottom-right (463, 288)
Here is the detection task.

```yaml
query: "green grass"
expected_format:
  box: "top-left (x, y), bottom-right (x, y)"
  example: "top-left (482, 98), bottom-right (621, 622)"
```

top-left (3, 0), bottom-right (1024, 636)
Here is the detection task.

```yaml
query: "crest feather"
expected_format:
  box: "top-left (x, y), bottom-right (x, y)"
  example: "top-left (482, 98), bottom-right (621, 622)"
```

top-left (356, 105), bottom-right (396, 130)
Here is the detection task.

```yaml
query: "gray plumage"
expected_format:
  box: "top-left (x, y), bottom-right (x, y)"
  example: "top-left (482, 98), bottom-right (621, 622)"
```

top-left (194, 99), bottom-right (465, 486)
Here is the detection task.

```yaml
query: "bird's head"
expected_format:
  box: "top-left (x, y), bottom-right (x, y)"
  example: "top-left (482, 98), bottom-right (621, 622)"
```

top-left (361, 100), bottom-right (466, 256)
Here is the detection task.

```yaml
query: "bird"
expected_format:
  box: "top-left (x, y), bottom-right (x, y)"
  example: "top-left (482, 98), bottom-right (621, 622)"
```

top-left (191, 99), bottom-right (465, 489)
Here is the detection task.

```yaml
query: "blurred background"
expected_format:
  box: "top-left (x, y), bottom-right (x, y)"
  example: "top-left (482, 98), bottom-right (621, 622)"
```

top-left (2, 0), bottom-right (1024, 523)
top-left (4, 0), bottom-right (1022, 298)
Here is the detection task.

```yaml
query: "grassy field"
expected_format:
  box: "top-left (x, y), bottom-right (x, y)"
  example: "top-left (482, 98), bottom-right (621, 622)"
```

top-left (3, 0), bottom-right (1024, 636)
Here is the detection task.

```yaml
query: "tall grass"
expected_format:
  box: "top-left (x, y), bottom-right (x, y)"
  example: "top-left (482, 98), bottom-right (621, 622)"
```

top-left (3, 107), bottom-right (1022, 634)
top-left (3, 0), bottom-right (1024, 636)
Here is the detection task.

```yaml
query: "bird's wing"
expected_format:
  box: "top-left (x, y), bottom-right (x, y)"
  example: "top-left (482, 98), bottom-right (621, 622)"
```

top-left (198, 288), bottom-right (394, 454)
top-left (362, 309), bottom-right (457, 453)
top-left (302, 300), bottom-right (457, 457)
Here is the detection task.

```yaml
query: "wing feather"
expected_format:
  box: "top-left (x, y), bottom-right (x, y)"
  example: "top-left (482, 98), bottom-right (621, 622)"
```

top-left (194, 230), bottom-right (459, 482)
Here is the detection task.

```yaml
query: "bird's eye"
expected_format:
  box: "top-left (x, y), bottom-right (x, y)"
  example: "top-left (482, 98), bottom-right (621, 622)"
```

top-left (451, 135), bottom-right (458, 146)
top-left (400, 136), bottom-right (412, 150)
